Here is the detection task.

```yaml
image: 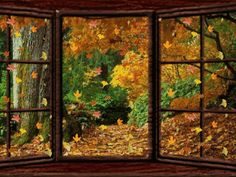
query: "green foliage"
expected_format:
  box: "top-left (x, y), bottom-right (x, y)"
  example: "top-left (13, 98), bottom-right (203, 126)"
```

top-left (128, 93), bottom-right (148, 127)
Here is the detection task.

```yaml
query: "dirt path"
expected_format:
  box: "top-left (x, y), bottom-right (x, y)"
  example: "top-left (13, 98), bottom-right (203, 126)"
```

top-left (63, 124), bottom-right (150, 158)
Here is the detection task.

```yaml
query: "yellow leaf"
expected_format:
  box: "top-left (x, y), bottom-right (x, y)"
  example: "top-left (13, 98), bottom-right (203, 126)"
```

top-left (191, 32), bottom-right (198, 38)
top-left (38, 135), bottom-right (44, 142)
top-left (101, 81), bottom-right (108, 88)
top-left (211, 121), bottom-right (218, 128)
top-left (192, 127), bottom-right (202, 135)
top-left (167, 136), bottom-right (176, 146)
top-left (97, 34), bottom-right (105, 40)
top-left (217, 51), bottom-right (224, 60)
top-left (194, 79), bottom-right (201, 85)
top-left (73, 133), bottom-right (81, 143)
top-left (220, 99), bottom-right (227, 108)
top-left (211, 73), bottom-right (217, 80)
top-left (205, 135), bottom-right (212, 142)
top-left (16, 77), bottom-right (22, 84)
top-left (19, 128), bottom-right (27, 135)
top-left (99, 124), bottom-right (108, 131)
top-left (73, 90), bottom-right (82, 98)
top-left (125, 133), bottom-right (133, 141)
top-left (31, 26), bottom-right (37, 33)
top-left (14, 31), bottom-right (21, 38)
top-left (36, 122), bottom-right (43, 129)
top-left (45, 148), bottom-right (52, 157)
top-left (70, 42), bottom-right (78, 52)
top-left (222, 147), bottom-right (228, 156)
top-left (167, 88), bottom-right (175, 97)
top-left (208, 25), bottom-right (214, 33)
top-left (117, 118), bottom-right (123, 126)
top-left (42, 98), bottom-right (48, 106)
top-left (63, 141), bottom-right (71, 152)
top-left (114, 28), bottom-right (120, 35)
top-left (163, 41), bottom-right (172, 49)
top-left (41, 51), bottom-right (47, 61)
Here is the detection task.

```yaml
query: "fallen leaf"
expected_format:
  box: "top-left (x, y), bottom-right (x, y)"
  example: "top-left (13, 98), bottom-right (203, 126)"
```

top-left (12, 114), bottom-right (20, 123)
top-left (45, 148), bottom-right (52, 157)
top-left (94, 67), bottom-right (102, 75)
top-left (41, 51), bottom-right (47, 61)
top-left (194, 79), bottom-right (201, 85)
top-left (19, 128), bottom-right (27, 135)
top-left (104, 95), bottom-right (112, 100)
top-left (211, 73), bottom-right (217, 80)
top-left (73, 133), bottom-right (81, 143)
top-left (42, 98), bottom-right (48, 106)
top-left (99, 124), bottom-right (108, 131)
top-left (182, 18), bottom-right (192, 26)
top-left (117, 118), bottom-right (123, 126)
top-left (208, 25), bottom-right (214, 33)
top-left (205, 135), bottom-right (212, 142)
top-left (16, 77), bottom-right (22, 84)
top-left (6, 17), bottom-right (15, 26)
top-left (211, 121), bottom-right (218, 128)
top-left (2, 96), bottom-right (10, 103)
top-left (93, 111), bottom-right (101, 118)
top-left (31, 26), bottom-right (37, 33)
top-left (101, 81), bottom-right (108, 88)
top-left (86, 53), bottom-right (93, 59)
top-left (167, 88), bottom-right (175, 97)
top-left (191, 31), bottom-right (198, 38)
top-left (90, 100), bottom-right (97, 106)
top-left (14, 31), bottom-right (21, 38)
top-left (114, 28), bottom-right (120, 35)
top-left (36, 122), bottom-right (43, 129)
top-left (97, 34), bottom-right (105, 40)
top-left (220, 99), bottom-right (227, 108)
top-left (192, 127), bottom-right (202, 135)
top-left (217, 51), bottom-right (224, 60)
top-left (63, 141), bottom-right (71, 152)
top-left (70, 42), bottom-right (78, 52)
top-left (73, 90), bottom-right (82, 98)
top-left (167, 136), bottom-right (176, 146)
top-left (7, 64), bottom-right (16, 71)
top-left (222, 147), bottom-right (228, 156)
top-left (3, 51), bottom-right (10, 58)
top-left (31, 71), bottom-right (38, 79)
top-left (163, 41), bottom-right (172, 49)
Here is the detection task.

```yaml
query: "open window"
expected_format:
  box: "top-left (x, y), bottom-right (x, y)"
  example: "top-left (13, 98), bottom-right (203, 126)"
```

top-left (0, 7), bottom-right (54, 166)
top-left (0, 3), bottom-right (235, 171)
top-left (157, 5), bottom-right (236, 169)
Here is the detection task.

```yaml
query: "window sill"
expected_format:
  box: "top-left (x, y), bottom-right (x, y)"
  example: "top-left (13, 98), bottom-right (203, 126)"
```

top-left (0, 162), bottom-right (235, 176)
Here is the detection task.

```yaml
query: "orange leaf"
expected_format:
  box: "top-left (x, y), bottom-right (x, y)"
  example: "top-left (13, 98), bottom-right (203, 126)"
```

top-left (167, 136), bottom-right (176, 146)
top-left (211, 121), bottom-right (218, 128)
top-left (2, 96), bottom-right (10, 103)
top-left (36, 122), bottom-right (43, 129)
top-left (31, 26), bottom-right (38, 33)
top-left (117, 118), bottom-right (123, 126)
top-left (73, 133), bottom-right (81, 143)
top-left (167, 88), bottom-right (175, 97)
top-left (93, 111), bottom-right (101, 118)
top-left (3, 51), bottom-right (9, 58)
top-left (90, 100), bottom-right (97, 106)
top-left (31, 71), bottom-right (38, 79)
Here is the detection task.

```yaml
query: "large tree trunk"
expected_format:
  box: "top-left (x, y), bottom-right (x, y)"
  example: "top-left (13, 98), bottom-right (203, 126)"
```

top-left (12, 21), bottom-right (50, 145)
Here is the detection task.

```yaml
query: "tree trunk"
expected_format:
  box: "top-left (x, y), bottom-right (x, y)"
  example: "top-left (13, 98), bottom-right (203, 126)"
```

top-left (12, 20), bottom-right (50, 145)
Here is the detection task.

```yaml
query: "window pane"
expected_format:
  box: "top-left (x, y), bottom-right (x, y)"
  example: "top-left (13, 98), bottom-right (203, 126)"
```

top-left (10, 112), bottom-right (51, 158)
top-left (0, 112), bottom-right (7, 159)
top-left (161, 64), bottom-right (201, 110)
top-left (160, 111), bottom-right (200, 157)
top-left (10, 64), bottom-right (50, 109)
top-left (204, 13), bottom-right (236, 60)
top-left (0, 63), bottom-right (7, 110)
top-left (160, 16), bottom-right (200, 61)
top-left (0, 15), bottom-right (8, 60)
top-left (203, 113), bottom-right (236, 161)
top-left (204, 62), bottom-right (236, 110)
top-left (10, 16), bottom-right (50, 61)
top-left (62, 17), bottom-right (151, 158)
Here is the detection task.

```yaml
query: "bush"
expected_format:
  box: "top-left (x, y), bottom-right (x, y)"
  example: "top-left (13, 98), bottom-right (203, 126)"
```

top-left (128, 93), bottom-right (148, 127)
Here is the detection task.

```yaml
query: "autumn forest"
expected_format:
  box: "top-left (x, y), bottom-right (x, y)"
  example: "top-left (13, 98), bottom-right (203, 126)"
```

top-left (0, 12), bottom-right (235, 162)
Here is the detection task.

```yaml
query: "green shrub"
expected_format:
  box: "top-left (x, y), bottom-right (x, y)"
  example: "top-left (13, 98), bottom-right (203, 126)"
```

top-left (128, 93), bottom-right (148, 127)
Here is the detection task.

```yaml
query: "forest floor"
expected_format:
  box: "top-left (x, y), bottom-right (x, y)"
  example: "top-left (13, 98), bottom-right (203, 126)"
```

top-left (63, 124), bottom-right (150, 158)
top-left (160, 113), bottom-right (236, 161)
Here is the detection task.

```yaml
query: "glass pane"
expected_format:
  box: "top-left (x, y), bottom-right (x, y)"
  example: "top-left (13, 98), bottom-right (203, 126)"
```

top-left (0, 15), bottom-right (8, 60)
top-left (160, 111), bottom-right (200, 157)
top-left (160, 16), bottom-right (200, 61)
top-left (161, 64), bottom-right (201, 110)
top-left (62, 17), bottom-right (151, 158)
top-left (0, 112), bottom-right (7, 159)
top-left (0, 64), bottom-right (7, 110)
top-left (9, 16), bottom-right (50, 61)
top-left (10, 64), bottom-right (50, 109)
top-left (204, 62), bottom-right (236, 110)
top-left (204, 13), bottom-right (236, 60)
top-left (203, 113), bottom-right (236, 161)
top-left (10, 112), bottom-right (51, 158)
